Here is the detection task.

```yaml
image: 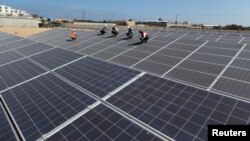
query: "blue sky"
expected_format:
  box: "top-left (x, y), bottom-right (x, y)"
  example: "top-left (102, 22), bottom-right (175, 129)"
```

top-left (2, 0), bottom-right (250, 26)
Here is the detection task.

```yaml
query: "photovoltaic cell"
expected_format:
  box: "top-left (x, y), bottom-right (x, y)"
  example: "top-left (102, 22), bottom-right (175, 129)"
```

top-left (55, 57), bottom-right (140, 98)
top-left (16, 43), bottom-right (52, 56)
top-left (0, 59), bottom-right (46, 90)
top-left (0, 51), bottom-right (23, 65)
top-left (47, 104), bottom-right (163, 141)
top-left (0, 105), bottom-right (17, 141)
top-left (31, 48), bottom-right (82, 69)
top-left (1, 73), bottom-right (96, 141)
top-left (107, 74), bottom-right (250, 141)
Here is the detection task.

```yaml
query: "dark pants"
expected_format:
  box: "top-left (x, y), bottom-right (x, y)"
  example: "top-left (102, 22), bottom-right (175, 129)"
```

top-left (140, 36), bottom-right (149, 42)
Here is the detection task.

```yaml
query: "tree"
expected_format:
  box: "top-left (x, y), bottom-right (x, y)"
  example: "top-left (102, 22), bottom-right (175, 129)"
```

top-left (32, 14), bottom-right (39, 18)
top-left (158, 18), bottom-right (163, 22)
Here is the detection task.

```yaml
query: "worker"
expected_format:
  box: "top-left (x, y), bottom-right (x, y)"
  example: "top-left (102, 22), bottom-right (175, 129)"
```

top-left (70, 29), bottom-right (77, 40)
top-left (126, 26), bottom-right (133, 38)
top-left (100, 25), bottom-right (108, 35)
top-left (139, 30), bottom-right (149, 43)
top-left (111, 26), bottom-right (119, 36)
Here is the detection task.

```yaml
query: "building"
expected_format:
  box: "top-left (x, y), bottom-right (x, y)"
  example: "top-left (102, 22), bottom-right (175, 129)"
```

top-left (0, 5), bottom-right (29, 17)
top-left (143, 20), bottom-right (190, 28)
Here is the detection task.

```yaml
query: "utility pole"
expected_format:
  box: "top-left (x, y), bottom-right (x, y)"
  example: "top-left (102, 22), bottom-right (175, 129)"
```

top-left (111, 12), bottom-right (114, 23)
top-left (175, 14), bottom-right (178, 24)
top-left (82, 10), bottom-right (85, 21)
top-left (176, 13), bottom-right (179, 31)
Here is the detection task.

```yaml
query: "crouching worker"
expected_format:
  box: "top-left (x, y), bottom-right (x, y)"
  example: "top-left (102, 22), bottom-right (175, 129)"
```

top-left (139, 30), bottom-right (149, 43)
top-left (126, 26), bottom-right (133, 38)
top-left (70, 29), bottom-right (77, 40)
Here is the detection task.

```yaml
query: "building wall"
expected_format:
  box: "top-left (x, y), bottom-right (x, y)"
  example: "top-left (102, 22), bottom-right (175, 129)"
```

top-left (0, 17), bottom-right (40, 27)
top-left (0, 5), bottom-right (29, 17)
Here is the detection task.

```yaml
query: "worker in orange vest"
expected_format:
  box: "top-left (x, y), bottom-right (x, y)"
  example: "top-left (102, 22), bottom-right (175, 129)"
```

top-left (70, 29), bottom-right (77, 40)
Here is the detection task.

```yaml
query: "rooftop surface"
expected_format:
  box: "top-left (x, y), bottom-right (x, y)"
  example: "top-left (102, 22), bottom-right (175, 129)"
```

top-left (0, 28), bottom-right (250, 141)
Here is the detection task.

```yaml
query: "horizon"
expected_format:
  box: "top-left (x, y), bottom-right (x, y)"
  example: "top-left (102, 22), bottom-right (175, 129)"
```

top-left (1, 0), bottom-right (250, 26)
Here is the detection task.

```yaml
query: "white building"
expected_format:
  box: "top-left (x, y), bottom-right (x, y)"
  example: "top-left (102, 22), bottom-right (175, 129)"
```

top-left (0, 5), bottom-right (29, 17)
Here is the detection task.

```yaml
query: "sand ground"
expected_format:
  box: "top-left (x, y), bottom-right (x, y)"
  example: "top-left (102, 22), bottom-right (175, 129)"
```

top-left (0, 27), bottom-right (52, 37)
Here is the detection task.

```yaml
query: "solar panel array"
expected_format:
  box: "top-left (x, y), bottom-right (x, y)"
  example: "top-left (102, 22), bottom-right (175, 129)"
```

top-left (0, 28), bottom-right (249, 141)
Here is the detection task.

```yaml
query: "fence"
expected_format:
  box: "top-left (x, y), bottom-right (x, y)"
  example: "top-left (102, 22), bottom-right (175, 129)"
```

top-left (61, 22), bottom-right (250, 34)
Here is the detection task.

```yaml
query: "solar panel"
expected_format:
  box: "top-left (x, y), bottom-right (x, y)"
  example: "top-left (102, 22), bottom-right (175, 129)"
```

top-left (47, 104), bottom-right (163, 141)
top-left (0, 51), bottom-right (23, 65)
top-left (16, 43), bottom-right (52, 56)
top-left (0, 104), bottom-right (17, 141)
top-left (100, 46), bottom-right (127, 54)
top-left (55, 57), bottom-right (140, 98)
top-left (4, 39), bottom-right (35, 51)
top-left (133, 46), bottom-right (160, 53)
top-left (0, 59), bottom-right (46, 90)
top-left (176, 38), bottom-right (205, 46)
top-left (1, 73), bottom-right (96, 141)
top-left (167, 43), bottom-right (199, 52)
top-left (157, 48), bottom-right (191, 58)
top-left (212, 77), bottom-right (250, 99)
top-left (204, 42), bottom-right (243, 50)
top-left (30, 48), bottom-right (82, 69)
top-left (147, 54), bottom-right (182, 66)
top-left (231, 58), bottom-right (250, 70)
top-left (217, 39), bottom-right (241, 44)
top-left (121, 50), bottom-right (151, 59)
top-left (0, 37), bottom-right (22, 45)
top-left (1, 29), bottom-right (250, 141)
top-left (166, 68), bottom-right (216, 87)
top-left (92, 51), bottom-right (117, 60)
top-left (188, 53), bottom-right (232, 65)
top-left (177, 60), bottom-right (225, 75)
top-left (106, 74), bottom-right (250, 141)
top-left (133, 60), bottom-right (172, 75)
top-left (110, 55), bottom-right (141, 66)
top-left (238, 51), bottom-right (250, 60)
top-left (197, 47), bottom-right (238, 57)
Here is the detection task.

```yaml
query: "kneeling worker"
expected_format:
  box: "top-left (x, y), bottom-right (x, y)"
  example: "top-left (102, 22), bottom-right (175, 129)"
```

top-left (70, 29), bottom-right (77, 40)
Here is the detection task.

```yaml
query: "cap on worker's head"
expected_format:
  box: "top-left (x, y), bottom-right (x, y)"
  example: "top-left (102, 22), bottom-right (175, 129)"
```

top-left (73, 29), bottom-right (76, 31)
top-left (127, 26), bottom-right (130, 28)
top-left (139, 30), bottom-right (143, 33)
top-left (104, 25), bottom-right (107, 27)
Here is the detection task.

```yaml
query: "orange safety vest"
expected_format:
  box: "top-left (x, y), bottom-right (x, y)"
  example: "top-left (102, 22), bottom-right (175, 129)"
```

top-left (70, 32), bottom-right (76, 39)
